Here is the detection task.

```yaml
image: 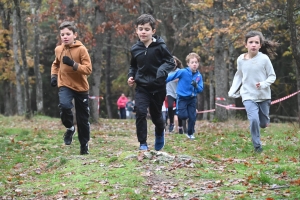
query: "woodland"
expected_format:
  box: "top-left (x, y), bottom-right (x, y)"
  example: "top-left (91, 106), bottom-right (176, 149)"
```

top-left (0, 0), bottom-right (300, 123)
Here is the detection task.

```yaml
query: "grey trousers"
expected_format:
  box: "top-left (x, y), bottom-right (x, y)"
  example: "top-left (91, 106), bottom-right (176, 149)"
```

top-left (243, 100), bottom-right (271, 149)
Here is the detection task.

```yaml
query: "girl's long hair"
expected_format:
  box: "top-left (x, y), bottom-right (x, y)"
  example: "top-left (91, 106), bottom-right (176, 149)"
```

top-left (173, 56), bottom-right (183, 70)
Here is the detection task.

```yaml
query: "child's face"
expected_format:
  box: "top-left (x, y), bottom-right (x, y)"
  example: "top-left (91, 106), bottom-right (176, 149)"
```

top-left (136, 23), bottom-right (156, 46)
top-left (60, 28), bottom-right (77, 46)
top-left (245, 35), bottom-right (261, 54)
top-left (188, 57), bottom-right (199, 72)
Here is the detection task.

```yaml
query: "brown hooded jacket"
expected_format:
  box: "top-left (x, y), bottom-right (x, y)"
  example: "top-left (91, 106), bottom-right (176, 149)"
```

top-left (51, 40), bottom-right (92, 92)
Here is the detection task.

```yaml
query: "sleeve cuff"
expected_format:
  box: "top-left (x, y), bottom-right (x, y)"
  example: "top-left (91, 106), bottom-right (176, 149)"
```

top-left (73, 62), bottom-right (79, 71)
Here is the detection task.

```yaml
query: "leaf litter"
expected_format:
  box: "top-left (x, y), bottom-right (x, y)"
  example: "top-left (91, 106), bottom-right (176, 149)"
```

top-left (0, 116), bottom-right (300, 199)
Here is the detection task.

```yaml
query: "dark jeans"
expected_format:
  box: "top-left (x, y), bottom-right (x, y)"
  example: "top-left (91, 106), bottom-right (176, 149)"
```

top-left (119, 108), bottom-right (126, 119)
top-left (177, 96), bottom-right (197, 135)
top-left (135, 87), bottom-right (166, 144)
top-left (58, 87), bottom-right (90, 146)
top-left (167, 95), bottom-right (182, 127)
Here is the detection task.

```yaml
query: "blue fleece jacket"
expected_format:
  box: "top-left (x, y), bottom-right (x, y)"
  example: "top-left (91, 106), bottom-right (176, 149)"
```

top-left (166, 67), bottom-right (204, 97)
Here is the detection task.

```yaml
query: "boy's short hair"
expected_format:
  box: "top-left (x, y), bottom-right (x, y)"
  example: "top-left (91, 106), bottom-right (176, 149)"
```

top-left (59, 21), bottom-right (77, 33)
top-left (136, 14), bottom-right (156, 30)
top-left (186, 52), bottom-right (201, 64)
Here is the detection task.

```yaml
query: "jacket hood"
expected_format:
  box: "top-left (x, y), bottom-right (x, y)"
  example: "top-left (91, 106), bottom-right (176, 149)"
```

top-left (136, 35), bottom-right (165, 47)
top-left (61, 40), bottom-right (83, 48)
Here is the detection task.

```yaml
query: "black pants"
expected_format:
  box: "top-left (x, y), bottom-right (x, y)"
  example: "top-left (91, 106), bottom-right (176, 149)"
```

top-left (135, 87), bottom-right (166, 144)
top-left (167, 95), bottom-right (182, 127)
top-left (119, 108), bottom-right (126, 119)
top-left (58, 87), bottom-right (90, 146)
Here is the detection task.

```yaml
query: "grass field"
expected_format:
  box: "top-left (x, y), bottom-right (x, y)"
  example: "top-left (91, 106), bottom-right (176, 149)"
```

top-left (0, 115), bottom-right (299, 199)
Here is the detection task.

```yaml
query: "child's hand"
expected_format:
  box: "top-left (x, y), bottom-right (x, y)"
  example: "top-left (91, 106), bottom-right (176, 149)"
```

top-left (191, 80), bottom-right (197, 88)
top-left (256, 82), bottom-right (260, 88)
top-left (63, 56), bottom-right (75, 67)
top-left (128, 77), bottom-right (135, 87)
top-left (51, 77), bottom-right (57, 87)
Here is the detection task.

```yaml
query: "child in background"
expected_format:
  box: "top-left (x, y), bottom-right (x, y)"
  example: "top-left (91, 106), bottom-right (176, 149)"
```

top-left (166, 52), bottom-right (204, 139)
top-left (228, 30), bottom-right (278, 153)
top-left (51, 21), bottom-right (92, 155)
top-left (166, 56), bottom-right (184, 133)
top-left (127, 14), bottom-right (175, 150)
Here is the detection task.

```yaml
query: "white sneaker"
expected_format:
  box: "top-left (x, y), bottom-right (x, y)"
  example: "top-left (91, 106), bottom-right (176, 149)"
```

top-left (190, 134), bottom-right (195, 140)
top-left (185, 134), bottom-right (190, 139)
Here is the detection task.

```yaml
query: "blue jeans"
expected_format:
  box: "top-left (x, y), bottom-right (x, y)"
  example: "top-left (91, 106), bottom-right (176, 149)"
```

top-left (58, 87), bottom-right (90, 146)
top-left (243, 100), bottom-right (271, 149)
top-left (177, 96), bottom-right (197, 135)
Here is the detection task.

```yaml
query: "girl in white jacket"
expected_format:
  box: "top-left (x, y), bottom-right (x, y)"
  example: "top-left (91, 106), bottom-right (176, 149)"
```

top-left (228, 30), bottom-right (279, 153)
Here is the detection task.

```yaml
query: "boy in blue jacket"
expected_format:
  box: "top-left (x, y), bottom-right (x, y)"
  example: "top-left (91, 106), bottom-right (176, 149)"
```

top-left (127, 14), bottom-right (175, 151)
top-left (166, 53), bottom-right (204, 139)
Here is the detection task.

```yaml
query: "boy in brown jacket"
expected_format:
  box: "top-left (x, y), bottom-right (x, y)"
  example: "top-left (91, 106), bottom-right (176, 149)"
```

top-left (51, 21), bottom-right (92, 155)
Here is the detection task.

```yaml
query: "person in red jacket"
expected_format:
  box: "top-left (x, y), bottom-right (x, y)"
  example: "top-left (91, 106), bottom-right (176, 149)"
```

top-left (117, 93), bottom-right (128, 119)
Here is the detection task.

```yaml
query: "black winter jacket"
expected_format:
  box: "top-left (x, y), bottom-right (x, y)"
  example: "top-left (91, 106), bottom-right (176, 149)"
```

top-left (128, 35), bottom-right (175, 92)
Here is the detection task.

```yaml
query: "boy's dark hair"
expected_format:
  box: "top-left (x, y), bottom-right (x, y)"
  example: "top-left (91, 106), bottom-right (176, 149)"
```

top-left (59, 21), bottom-right (77, 33)
top-left (135, 14), bottom-right (156, 30)
top-left (245, 30), bottom-right (279, 59)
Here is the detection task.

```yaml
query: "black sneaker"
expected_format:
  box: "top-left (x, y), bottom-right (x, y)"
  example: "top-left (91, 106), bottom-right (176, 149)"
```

top-left (64, 127), bottom-right (75, 145)
top-left (169, 124), bottom-right (174, 132)
top-left (178, 128), bottom-right (183, 134)
top-left (255, 147), bottom-right (263, 153)
top-left (80, 144), bottom-right (89, 155)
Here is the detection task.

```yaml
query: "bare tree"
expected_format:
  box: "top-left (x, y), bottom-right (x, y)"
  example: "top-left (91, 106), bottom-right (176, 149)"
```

top-left (213, 0), bottom-right (228, 121)
top-left (105, 30), bottom-right (113, 118)
top-left (90, 0), bottom-right (105, 122)
top-left (12, 9), bottom-right (24, 115)
top-left (287, 0), bottom-right (300, 126)
top-left (13, 0), bottom-right (32, 119)
top-left (30, 0), bottom-right (43, 114)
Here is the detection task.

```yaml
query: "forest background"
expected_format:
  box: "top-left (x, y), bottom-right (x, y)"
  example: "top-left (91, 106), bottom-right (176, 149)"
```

top-left (0, 0), bottom-right (299, 123)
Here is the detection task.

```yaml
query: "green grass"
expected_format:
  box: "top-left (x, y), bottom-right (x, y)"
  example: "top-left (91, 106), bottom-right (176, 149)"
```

top-left (0, 115), bottom-right (299, 199)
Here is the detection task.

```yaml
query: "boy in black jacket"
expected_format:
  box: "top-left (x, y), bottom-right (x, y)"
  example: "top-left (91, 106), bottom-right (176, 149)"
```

top-left (128, 14), bottom-right (175, 151)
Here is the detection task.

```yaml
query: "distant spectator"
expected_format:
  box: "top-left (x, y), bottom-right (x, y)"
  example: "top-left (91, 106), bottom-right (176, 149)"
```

top-left (126, 97), bottom-right (135, 119)
top-left (117, 93), bottom-right (128, 119)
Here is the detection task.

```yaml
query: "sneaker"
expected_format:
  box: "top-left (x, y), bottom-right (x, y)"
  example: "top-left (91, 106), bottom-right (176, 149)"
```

top-left (139, 143), bottom-right (148, 151)
top-left (185, 133), bottom-right (190, 139)
top-left (189, 134), bottom-right (195, 140)
top-left (255, 146), bottom-right (263, 153)
top-left (64, 127), bottom-right (75, 145)
top-left (169, 124), bottom-right (174, 132)
top-left (154, 132), bottom-right (165, 151)
top-left (80, 143), bottom-right (89, 155)
top-left (178, 128), bottom-right (183, 134)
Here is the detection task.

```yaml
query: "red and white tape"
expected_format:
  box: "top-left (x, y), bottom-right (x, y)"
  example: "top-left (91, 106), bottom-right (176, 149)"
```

top-left (89, 96), bottom-right (103, 113)
top-left (197, 90), bottom-right (300, 113)
top-left (215, 97), bottom-right (226, 101)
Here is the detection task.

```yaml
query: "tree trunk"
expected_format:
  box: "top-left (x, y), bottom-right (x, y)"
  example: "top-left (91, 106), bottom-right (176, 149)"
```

top-left (30, 0), bottom-right (43, 114)
top-left (89, 1), bottom-right (105, 123)
top-left (105, 31), bottom-right (113, 118)
top-left (287, 0), bottom-right (300, 127)
top-left (213, 0), bottom-right (228, 121)
top-left (14, 0), bottom-right (32, 119)
top-left (61, 0), bottom-right (75, 20)
top-left (227, 43), bottom-right (236, 118)
top-left (0, 5), bottom-right (13, 115)
top-left (12, 9), bottom-right (24, 115)
top-left (209, 70), bottom-right (215, 121)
